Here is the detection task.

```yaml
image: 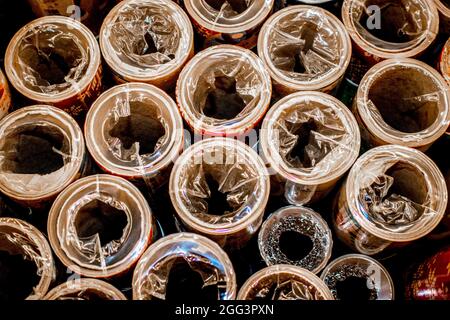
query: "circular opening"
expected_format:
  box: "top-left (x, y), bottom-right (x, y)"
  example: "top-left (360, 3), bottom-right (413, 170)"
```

top-left (171, 139), bottom-right (269, 233)
top-left (261, 92), bottom-right (360, 185)
top-left (344, 0), bottom-right (437, 56)
top-left (1, 125), bottom-right (68, 175)
top-left (132, 233), bottom-right (236, 300)
top-left (74, 199), bottom-right (129, 247)
top-left (5, 17), bottom-right (99, 101)
top-left (48, 175), bottom-right (153, 277)
top-left (258, 206), bottom-right (332, 274)
top-left (177, 45), bottom-right (271, 135)
top-left (367, 67), bottom-right (440, 133)
top-left (321, 254), bottom-right (394, 300)
top-left (238, 265), bottom-right (333, 300)
top-left (101, 0), bottom-right (193, 80)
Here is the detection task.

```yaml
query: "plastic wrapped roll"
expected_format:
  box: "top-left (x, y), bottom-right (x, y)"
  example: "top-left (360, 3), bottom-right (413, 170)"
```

top-left (0, 69), bottom-right (11, 120)
top-left (0, 105), bottom-right (85, 207)
top-left (321, 254), bottom-right (394, 300)
top-left (342, 0), bottom-right (439, 64)
top-left (434, 0), bottom-right (450, 34)
top-left (237, 265), bottom-right (334, 300)
top-left (258, 206), bottom-right (333, 274)
top-left (85, 83), bottom-right (184, 189)
top-left (258, 5), bottom-right (352, 95)
top-left (354, 59), bottom-right (450, 151)
top-left (176, 45), bottom-right (271, 136)
top-left (44, 278), bottom-right (126, 300)
top-left (5, 16), bottom-right (102, 117)
top-left (405, 246), bottom-right (450, 300)
top-left (182, 0), bottom-right (274, 49)
top-left (26, 0), bottom-right (111, 34)
top-left (439, 37), bottom-right (450, 86)
top-left (47, 174), bottom-right (154, 278)
top-left (133, 233), bottom-right (236, 300)
top-left (0, 217), bottom-right (55, 300)
top-left (260, 91), bottom-right (360, 205)
top-left (170, 138), bottom-right (270, 249)
top-left (333, 145), bottom-right (448, 255)
top-left (100, 0), bottom-right (194, 90)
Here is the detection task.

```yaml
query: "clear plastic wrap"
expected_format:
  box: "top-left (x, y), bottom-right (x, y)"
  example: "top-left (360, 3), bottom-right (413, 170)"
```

top-left (0, 105), bottom-right (85, 207)
top-left (170, 138), bottom-right (270, 249)
top-left (440, 37), bottom-right (450, 86)
top-left (258, 5), bottom-right (351, 95)
top-left (355, 58), bottom-right (450, 151)
top-left (100, 0), bottom-right (194, 89)
top-left (44, 278), bottom-right (127, 300)
top-left (320, 254), bottom-right (394, 300)
top-left (0, 69), bottom-right (11, 120)
top-left (183, 0), bottom-right (274, 48)
top-left (47, 174), bottom-right (154, 278)
top-left (85, 83), bottom-right (184, 189)
top-left (5, 16), bottom-right (101, 115)
top-left (342, 0), bottom-right (439, 62)
top-left (258, 206), bottom-right (333, 274)
top-left (260, 91), bottom-right (360, 205)
top-left (237, 265), bottom-right (334, 300)
top-left (0, 217), bottom-right (55, 300)
top-left (132, 233), bottom-right (236, 300)
top-left (333, 145), bottom-right (448, 255)
top-left (26, 0), bottom-right (111, 34)
top-left (176, 45), bottom-right (272, 136)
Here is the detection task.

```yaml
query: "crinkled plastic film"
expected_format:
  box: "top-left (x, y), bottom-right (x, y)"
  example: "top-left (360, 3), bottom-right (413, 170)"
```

top-left (258, 5), bottom-right (351, 93)
top-left (0, 105), bottom-right (84, 204)
top-left (0, 217), bottom-right (55, 300)
top-left (320, 254), bottom-right (394, 300)
top-left (44, 279), bottom-right (126, 300)
top-left (355, 59), bottom-right (450, 150)
top-left (342, 0), bottom-right (439, 61)
top-left (101, 0), bottom-right (193, 85)
top-left (258, 206), bottom-right (333, 274)
top-left (0, 69), bottom-right (11, 120)
top-left (47, 175), bottom-right (153, 278)
top-left (132, 233), bottom-right (236, 300)
top-left (85, 83), bottom-right (184, 189)
top-left (440, 38), bottom-right (450, 86)
top-left (170, 138), bottom-right (270, 247)
top-left (261, 92), bottom-right (360, 205)
top-left (177, 45), bottom-right (271, 135)
top-left (335, 146), bottom-right (448, 254)
top-left (237, 265), bottom-right (334, 300)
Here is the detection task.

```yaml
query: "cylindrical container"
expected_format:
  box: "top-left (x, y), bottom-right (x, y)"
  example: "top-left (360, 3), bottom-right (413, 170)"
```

top-left (321, 254), bottom-right (394, 300)
top-left (0, 105), bottom-right (85, 207)
top-left (100, 0), bottom-right (194, 91)
top-left (47, 174), bottom-right (154, 278)
top-left (237, 265), bottom-right (334, 300)
top-left (182, 0), bottom-right (274, 49)
top-left (354, 59), bottom-right (450, 151)
top-left (342, 0), bottom-right (439, 64)
top-left (170, 138), bottom-right (270, 249)
top-left (439, 37), bottom-right (450, 86)
top-left (133, 233), bottom-right (236, 300)
top-left (44, 278), bottom-right (127, 300)
top-left (435, 0), bottom-right (450, 34)
top-left (258, 206), bottom-right (333, 274)
top-left (0, 69), bottom-right (11, 120)
top-left (260, 91), bottom-right (360, 205)
top-left (406, 246), bottom-right (450, 300)
top-left (176, 45), bottom-right (271, 136)
top-left (0, 217), bottom-right (55, 300)
top-left (27, 0), bottom-right (111, 34)
top-left (5, 16), bottom-right (102, 117)
top-left (333, 145), bottom-right (448, 255)
top-left (258, 5), bottom-right (352, 96)
top-left (85, 83), bottom-right (184, 189)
